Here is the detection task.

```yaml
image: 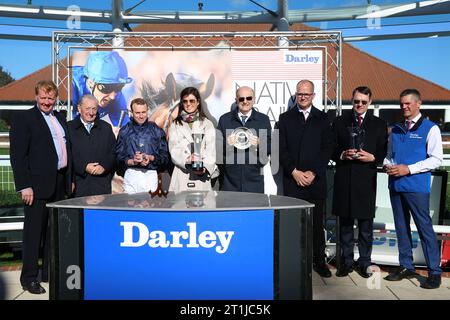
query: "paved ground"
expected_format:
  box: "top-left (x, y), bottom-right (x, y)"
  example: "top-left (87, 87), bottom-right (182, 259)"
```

top-left (1, 266), bottom-right (449, 300)
top-left (312, 266), bottom-right (450, 300)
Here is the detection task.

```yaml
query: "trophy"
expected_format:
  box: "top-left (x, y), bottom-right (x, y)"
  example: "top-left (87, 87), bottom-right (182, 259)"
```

top-left (191, 132), bottom-right (204, 171)
top-left (135, 138), bottom-right (145, 162)
top-left (185, 192), bottom-right (206, 208)
top-left (230, 127), bottom-right (252, 150)
top-left (347, 126), bottom-right (365, 159)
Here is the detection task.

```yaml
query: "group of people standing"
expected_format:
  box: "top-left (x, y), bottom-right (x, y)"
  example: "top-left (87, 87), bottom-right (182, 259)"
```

top-left (9, 78), bottom-right (443, 294)
top-left (317, 83), bottom-right (442, 290)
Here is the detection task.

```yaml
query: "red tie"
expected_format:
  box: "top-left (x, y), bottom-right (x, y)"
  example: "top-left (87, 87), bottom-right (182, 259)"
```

top-left (357, 115), bottom-right (362, 127)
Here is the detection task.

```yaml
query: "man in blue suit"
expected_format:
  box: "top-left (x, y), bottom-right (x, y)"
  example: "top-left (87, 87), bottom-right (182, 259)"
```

top-left (10, 80), bottom-right (71, 294)
top-left (384, 89), bottom-right (443, 289)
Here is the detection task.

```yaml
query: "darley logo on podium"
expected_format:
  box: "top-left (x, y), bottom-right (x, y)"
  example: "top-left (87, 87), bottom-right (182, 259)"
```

top-left (120, 221), bottom-right (234, 254)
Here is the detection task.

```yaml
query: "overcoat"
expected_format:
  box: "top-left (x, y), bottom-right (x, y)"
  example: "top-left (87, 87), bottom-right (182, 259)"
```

top-left (331, 111), bottom-right (387, 219)
top-left (217, 108), bottom-right (271, 193)
top-left (67, 116), bottom-right (116, 197)
top-left (278, 106), bottom-right (334, 200)
top-left (168, 118), bottom-right (217, 193)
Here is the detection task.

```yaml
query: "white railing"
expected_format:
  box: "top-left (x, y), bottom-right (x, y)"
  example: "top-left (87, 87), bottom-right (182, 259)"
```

top-left (0, 155), bottom-right (15, 191)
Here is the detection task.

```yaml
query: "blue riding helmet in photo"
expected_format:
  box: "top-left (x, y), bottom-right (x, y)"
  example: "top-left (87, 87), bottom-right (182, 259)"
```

top-left (72, 51), bottom-right (133, 127)
top-left (83, 51), bottom-right (133, 85)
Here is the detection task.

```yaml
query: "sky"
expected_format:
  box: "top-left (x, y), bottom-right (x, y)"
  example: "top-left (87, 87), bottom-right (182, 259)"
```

top-left (0, 0), bottom-right (449, 90)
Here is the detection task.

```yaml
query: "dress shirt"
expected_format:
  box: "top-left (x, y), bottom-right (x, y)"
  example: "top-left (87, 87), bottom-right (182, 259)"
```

top-left (80, 118), bottom-right (94, 133)
top-left (41, 111), bottom-right (67, 170)
top-left (297, 105), bottom-right (311, 121)
top-left (238, 110), bottom-right (252, 125)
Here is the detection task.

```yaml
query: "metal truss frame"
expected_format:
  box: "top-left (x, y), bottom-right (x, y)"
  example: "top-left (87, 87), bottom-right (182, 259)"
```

top-left (52, 30), bottom-right (342, 116)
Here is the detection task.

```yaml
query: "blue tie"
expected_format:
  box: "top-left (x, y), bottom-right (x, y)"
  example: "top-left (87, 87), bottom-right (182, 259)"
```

top-left (241, 115), bottom-right (247, 125)
top-left (86, 123), bottom-right (93, 133)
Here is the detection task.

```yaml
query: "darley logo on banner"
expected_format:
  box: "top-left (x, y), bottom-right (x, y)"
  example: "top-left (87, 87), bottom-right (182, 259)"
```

top-left (84, 209), bottom-right (274, 300)
top-left (232, 50), bottom-right (323, 125)
top-left (284, 52), bottom-right (321, 64)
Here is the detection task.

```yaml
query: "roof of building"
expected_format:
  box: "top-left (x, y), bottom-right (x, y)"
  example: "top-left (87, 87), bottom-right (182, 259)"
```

top-left (0, 23), bottom-right (448, 104)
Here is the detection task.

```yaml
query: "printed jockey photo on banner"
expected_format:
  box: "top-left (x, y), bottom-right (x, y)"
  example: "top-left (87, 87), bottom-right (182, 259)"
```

top-left (72, 51), bottom-right (133, 131)
top-left (69, 49), bottom-right (323, 194)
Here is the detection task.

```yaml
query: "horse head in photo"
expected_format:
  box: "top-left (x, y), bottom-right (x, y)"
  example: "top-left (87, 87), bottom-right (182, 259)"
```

top-left (141, 72), bottom-right (217, 132)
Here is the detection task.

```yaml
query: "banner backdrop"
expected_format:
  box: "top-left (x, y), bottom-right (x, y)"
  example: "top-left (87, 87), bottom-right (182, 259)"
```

top-left (71, 49), bottom-right (323, 193)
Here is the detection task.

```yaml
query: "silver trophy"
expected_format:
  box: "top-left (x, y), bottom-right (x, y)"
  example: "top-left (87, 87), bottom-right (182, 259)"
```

top-left (231, 127), bottom-right (253, 150)
top-left (348, 126), bottom-right (365, 158)
top-left (191, 133), bottom-right (204, 171)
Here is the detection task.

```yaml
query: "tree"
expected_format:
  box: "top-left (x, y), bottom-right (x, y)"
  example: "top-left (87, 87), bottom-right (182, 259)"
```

top-left (0, 66), bottom-right (14, 88)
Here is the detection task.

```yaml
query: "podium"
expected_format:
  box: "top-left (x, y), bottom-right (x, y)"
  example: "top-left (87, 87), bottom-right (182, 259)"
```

top-left (47, 191), bottom-right (313, 300)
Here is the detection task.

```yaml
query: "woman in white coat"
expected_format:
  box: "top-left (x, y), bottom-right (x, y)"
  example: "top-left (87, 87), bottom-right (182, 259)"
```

top-left (168, 87), bottom-right (217, 193)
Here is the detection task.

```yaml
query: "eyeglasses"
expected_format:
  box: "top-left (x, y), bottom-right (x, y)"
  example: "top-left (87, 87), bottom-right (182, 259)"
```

top-left (182, 99), bottom-right (197, 104)
top-left (296, 93), bottom-right (313, 98)
top-left (353, 99), bottom-right (369, 105)
top-left (238, 96), bottom-right (253, 102)
top-left (96, 83), bottom-right (124, 94)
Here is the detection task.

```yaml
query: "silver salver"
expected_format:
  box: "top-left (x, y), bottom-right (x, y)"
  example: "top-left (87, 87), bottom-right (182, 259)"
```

top-left (230, 127), bottom-right (254, 150)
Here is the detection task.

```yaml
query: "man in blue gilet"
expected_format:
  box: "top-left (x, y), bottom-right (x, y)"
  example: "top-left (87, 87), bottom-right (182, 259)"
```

top-left (383, 88), bottom-right (443, 289)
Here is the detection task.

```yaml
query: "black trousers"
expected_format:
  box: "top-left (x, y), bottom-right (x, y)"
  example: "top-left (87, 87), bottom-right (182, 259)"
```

top-left (20, 170), bottom-right (65, 286)
top-left (307, 199), bottom-right (327, 266)
top-left (339, 217), bottom-right (373, 269)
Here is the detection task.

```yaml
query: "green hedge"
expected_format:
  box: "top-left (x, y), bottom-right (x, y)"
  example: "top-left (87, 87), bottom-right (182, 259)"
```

top-left (0, 190), bottom-right (22, 207)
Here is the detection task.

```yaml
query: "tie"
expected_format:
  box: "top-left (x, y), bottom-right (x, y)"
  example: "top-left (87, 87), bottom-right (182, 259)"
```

top-left (86, 123), bottom-right (93, 133)
top-left (406, 120), bottom-right (413, 130)
top-left (299, 111), bottom-right (305, 124)
top-left (241, 115), bottom-right (247, 125)
top-left (49, 113), bottom-right (67, 169)
top-left (357, 115), bottom-right (363, 128)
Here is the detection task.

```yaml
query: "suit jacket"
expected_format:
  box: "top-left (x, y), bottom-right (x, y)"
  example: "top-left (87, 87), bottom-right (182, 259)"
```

top-left (217, 108), bottom-right (272, 193)
top-left (10, 105), bottom-right (71, 199)
top-left (278, 106), bottom-right (334, 200)
top-left (331, 111), bottom-right (387, 219)
top-left (67, 116), bottom-right (116, 197)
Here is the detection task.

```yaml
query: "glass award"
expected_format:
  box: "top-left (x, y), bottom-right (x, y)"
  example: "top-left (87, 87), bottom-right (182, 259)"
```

top-left (135, 137), bottom-right (145, 162)
top-left (348, 126), bottom-right (365, 159)
top-left (191, 133), bottom-right (204, 171)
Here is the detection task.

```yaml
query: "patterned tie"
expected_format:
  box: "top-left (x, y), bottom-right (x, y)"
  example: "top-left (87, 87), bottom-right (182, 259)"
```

top-left (86, 123), bottom-right (93, 133)
top-left (241, 115), bottom-right (247, 125)
top-left (49, 113), bottom-right (67, 169)
top-left (357, 115), bottom-right (363, 128)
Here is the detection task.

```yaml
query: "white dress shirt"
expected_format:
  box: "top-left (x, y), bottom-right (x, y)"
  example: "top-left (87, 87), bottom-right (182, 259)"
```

top-left (297, 105), bottom-right (311, 121)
